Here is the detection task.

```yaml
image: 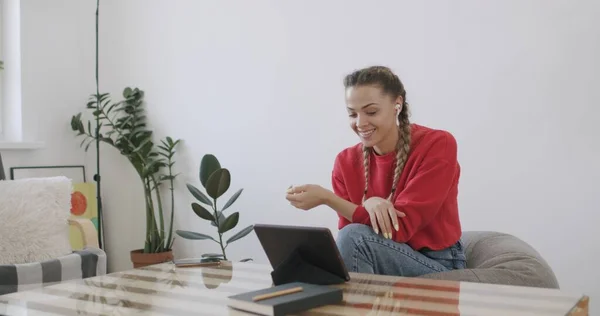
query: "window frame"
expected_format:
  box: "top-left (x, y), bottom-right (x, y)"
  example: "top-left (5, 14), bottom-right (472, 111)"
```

top-left (0, 0), bottom-right (43, 150)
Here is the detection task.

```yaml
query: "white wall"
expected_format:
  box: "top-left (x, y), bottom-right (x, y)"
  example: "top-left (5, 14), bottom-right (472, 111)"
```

top-left (4, 0), bottom-right (598, 309)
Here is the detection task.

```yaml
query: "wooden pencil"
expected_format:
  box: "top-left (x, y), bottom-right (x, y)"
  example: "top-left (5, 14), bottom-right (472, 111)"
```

top-left (252, 286), bottom-right (304, 301)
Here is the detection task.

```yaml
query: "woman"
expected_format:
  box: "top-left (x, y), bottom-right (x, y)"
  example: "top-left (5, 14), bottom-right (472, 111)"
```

top-left (285, 65), bottom-right (466, 277)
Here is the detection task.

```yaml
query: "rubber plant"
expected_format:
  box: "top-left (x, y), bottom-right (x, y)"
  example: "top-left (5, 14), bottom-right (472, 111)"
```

top-left (176, 154), bottom-right (254, 263)
top-left (70, 87), bottom-right (181, 267)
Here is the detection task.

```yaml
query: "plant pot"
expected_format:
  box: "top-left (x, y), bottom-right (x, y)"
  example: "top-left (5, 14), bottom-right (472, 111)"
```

top-left (130, 249), bottom-right (174, 268)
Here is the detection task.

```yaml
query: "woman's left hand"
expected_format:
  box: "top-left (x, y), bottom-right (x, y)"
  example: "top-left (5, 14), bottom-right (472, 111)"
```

top-left (285, 184), bottom-right (330, 211)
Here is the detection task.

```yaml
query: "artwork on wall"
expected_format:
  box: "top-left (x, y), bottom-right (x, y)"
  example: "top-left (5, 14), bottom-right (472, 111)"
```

top-left (9, 165), bottom-right (86, 182)
top-left (69, 182), bottom-right (99, 250)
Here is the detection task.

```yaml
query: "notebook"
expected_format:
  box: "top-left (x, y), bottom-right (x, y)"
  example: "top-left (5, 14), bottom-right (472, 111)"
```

top-left (227, 282), bottom-right (343, 316)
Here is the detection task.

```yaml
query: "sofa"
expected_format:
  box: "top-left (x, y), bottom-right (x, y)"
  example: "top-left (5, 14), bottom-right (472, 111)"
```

top-left (0, 217), bottom-right (106, 295)
top-left (0, 175), bottom-right (107, 296)
top-left (420, 231), bottom-right (559, 289)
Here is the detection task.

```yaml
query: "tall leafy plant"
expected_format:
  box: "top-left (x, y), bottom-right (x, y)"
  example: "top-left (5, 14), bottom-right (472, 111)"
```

top-left (70, 87), bottom-right (181, 254)
top-left (176, 154), bottom-right (254, 262)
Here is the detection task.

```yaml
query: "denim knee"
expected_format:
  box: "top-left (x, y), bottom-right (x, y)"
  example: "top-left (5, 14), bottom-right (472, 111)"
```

top-left (338, 224), bottom-right (373, 242)
top-left (336, 224), bottom-right (373, 256)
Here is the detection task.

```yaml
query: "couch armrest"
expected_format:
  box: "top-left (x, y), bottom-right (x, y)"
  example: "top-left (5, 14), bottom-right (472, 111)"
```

top-left (0, 247), bottom-right (107, 295)
top-left (68, 218), bottom-right (99, 248)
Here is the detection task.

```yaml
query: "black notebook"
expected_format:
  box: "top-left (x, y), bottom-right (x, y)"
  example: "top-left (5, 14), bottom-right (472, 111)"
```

top-left (227, 282), bottom-right (343, 316)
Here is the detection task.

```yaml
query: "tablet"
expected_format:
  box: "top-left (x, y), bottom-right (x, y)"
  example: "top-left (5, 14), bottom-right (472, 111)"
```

top-left (254, 224), bottom-right (351, 282)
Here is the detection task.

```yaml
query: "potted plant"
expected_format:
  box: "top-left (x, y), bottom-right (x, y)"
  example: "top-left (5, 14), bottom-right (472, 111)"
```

top-left (70, 87), bottom-right (181, 268)
top-left (176, 154), bottom-right (254, 263)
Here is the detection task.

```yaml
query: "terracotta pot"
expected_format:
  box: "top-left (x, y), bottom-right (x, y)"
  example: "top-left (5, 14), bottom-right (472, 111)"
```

top-left (130, 249), bottom-right (174, 268)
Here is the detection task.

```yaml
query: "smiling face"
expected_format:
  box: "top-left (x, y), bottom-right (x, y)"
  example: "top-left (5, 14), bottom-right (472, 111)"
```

top-left (343, 65), bottom-right (413, 202)
top-left (345, 84), bottom-right (403, 155)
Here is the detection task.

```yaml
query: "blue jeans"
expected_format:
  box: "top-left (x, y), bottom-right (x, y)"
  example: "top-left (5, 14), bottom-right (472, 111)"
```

top-left (336, 223), bottom-right (467, 277)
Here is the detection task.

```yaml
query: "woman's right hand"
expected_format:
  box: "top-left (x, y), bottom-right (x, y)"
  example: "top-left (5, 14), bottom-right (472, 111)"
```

top-left (363, 197), bottom-right (405, 239)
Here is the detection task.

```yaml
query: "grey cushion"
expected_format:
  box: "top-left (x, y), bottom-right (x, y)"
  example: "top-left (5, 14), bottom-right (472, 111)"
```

top-left (0, 247), bottom-right (107, 295)
top-left (419, 231), bottom-right (559, 289)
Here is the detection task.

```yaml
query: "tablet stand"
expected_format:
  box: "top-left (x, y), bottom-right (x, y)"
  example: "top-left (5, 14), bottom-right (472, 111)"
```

top-left (270, 248), bottom-right (347, 286)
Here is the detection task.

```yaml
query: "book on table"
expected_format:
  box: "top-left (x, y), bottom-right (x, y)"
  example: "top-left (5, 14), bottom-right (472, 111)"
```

top-left (227, 282), bottom-right (343, 316)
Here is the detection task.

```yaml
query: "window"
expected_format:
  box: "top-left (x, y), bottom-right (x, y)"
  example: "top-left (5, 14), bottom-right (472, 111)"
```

top-left (0, 0), bottom-right (5, 135)
top-left (1, 0), bottom-right (22, 142)
top-left (0, 0), bottom-right (37, 149)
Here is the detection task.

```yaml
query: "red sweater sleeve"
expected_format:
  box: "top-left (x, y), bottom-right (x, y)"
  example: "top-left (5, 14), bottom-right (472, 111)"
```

top-left (331, 153), bottom-right (368, 230)
top-left (332, 166), bottom-right (362, 229)
top-left (351, 132), bottom-right (459, 242)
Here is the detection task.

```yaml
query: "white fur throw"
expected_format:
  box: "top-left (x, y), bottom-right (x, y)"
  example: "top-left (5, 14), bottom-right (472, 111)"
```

top-left (0, 176), bottom-right (73, 264)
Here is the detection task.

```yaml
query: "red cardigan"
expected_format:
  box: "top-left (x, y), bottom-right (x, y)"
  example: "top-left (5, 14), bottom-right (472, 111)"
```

top-left (332, 124), bottom-right (462, 251)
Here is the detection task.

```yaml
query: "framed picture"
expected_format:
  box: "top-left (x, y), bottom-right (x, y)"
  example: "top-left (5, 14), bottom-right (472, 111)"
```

top-left (9, 165), bottom-right (87, 182)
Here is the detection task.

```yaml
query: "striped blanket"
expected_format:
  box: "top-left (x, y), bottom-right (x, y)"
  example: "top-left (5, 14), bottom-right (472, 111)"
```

top-left (0, 247), bottom-right (106, 295)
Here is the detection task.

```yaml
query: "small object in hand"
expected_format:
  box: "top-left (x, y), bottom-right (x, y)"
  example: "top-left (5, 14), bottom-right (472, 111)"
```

top-left (252, 286), bottom-right (304, 302)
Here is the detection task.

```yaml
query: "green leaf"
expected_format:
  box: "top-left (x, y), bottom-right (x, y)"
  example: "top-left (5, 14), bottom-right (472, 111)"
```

top-left (123, 87), bottom-right (133, 98)
top-left (97, 93), bottom-right (110, 103)
top-left (85, 139), bottom-right (93, 152)
top-left (211, 211), bottom-right (225, 227)
top-left (78, 121), bottom-right (85, 135)
top-left (226, 225), bottom-right (254, 244)
top-left (218, 212), bottom-right (239, 234)
top-left (105, 102), bottom-right (118, 115)
top-left (142, 160), bottom-right (161, 178)
top-left (100, 137), bottom-right (114, 146)
top-left (192, 202), bottom-right (215, 222)
top-left (175, 230), bottom-right (216, 242)
top-left (200, 154), bottom-right (221, 188)
top-left (133, 138), bottom-right (151, 153)
top-left (70, 114), bottom-right (79, 131)
top-left (206, 168), bottom-right (230, 199)
top-left (187, 184), bottom-right (212, 205)
top-left (222, 188), bottom-right (243, 211)
top-left (100, 97), bottom-right (111, 109)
